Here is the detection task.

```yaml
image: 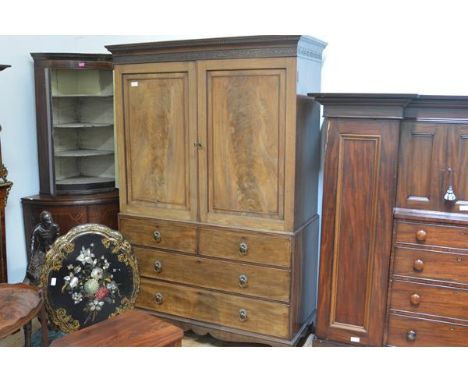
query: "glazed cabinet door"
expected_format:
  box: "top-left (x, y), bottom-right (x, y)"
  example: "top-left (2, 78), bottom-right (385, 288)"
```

top-left (396, 122), bottom-right (446, 211)
top-left (114, 62), bottom-right (198, 221)
top-left (316, 118), bottom-right (399, 346)
top-left (197, 58), bottom-right (295, 231)
top-left (447, 125), bottom-right (468, 211)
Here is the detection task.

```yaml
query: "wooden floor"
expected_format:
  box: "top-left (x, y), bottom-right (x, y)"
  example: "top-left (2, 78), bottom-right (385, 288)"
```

top-left (0, 318), bottom-right (314, 347)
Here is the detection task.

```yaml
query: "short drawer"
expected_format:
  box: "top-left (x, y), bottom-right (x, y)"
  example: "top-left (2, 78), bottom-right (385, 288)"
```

top-left (198, 227), bottom-right (291, 267)
top-left (387, 314), bottom-right (468, 346)
top-left (395, 221), bottom-right (468, 251)
top-left (119, 216), bottom-right (197, 254)
top-left (135, 247), bottom-right (290, 302)
top-left (390, 280), bottom-right (468, 320)
top-left (393, 247), bottom-right (468, 284)
top-left (136, 278), bottom-right (290, 338)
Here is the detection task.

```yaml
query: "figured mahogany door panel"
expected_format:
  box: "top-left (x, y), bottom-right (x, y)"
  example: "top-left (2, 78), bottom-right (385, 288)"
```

top-left (397, 122), bottom-right (446, 211)
top-left (448, 125), bottom-right (468, 212)
top-left (316, 118), bottom-right (399, 346)
top-left (115, 62), bottom-right (197, 221)
top-left (197, 58), bottom-right (296, 231)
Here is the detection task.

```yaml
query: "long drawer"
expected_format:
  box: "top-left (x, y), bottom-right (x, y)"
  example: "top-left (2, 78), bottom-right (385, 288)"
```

top-left (198, 227), bottom-right (291, 267)
top-left (393, 247), bottom-right (468, 284)
top-left (120, 216), bottom-right (197, 254)
top-left (390, 280), bottom-right (468, 320)
top-left (136, 278), bottom-right (290, 338)
top-left (395, 221), bottom-right (468, 251)
top-left (134, 247), bottom-right (291, 302)
top-left (387, 314), bottom-right (468, 346)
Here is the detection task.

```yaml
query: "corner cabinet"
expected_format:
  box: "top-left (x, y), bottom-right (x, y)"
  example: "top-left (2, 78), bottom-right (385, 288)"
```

top-left (22, 54), bottom-right (119, 251)
top-left (108, 35), bottom-right (327, 346)
top-left (314, 94), bottom-right (468, 347)
top-left (31, 53), bottom-right (116, 195)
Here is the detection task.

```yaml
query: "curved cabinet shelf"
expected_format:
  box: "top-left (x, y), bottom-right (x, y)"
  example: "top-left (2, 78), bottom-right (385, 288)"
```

top-left (56, 176), bottom-right (115, 185)
top-left (55, 149), bottom-right (114, 158)
top-left (53, 122), bottom-right (114, 129)
top-left (52, 94), bottom-right (113, 98)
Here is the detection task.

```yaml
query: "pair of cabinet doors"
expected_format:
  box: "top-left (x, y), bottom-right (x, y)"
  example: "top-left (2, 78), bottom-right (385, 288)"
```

top-left (114, 58), bottom-right (296, 230)
top-left (398, 122), bottom-right (468, 212)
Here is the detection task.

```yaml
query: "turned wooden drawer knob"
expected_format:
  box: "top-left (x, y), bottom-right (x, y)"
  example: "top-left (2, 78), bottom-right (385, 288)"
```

top-left (416, 229), bottom-right (427, 242)
top-left (406, 330), bottom-right (417, 342)
top-left (410, 293), bottom-right (421, 306)
top-left (413, 259), bottom-right (424, 272)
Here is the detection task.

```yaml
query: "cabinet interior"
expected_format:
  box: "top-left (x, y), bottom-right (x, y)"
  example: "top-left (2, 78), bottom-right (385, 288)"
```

top-left (51, 68), bottom-right (115, 192)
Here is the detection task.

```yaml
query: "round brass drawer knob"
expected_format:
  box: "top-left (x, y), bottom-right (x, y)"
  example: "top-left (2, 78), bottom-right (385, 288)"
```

top-left (239, 309), bottom-right (248, 322)
top-left (406, 330), bottom-right (417, 342)
top-left (239, 274), bottom-right (248, 288)
top-left (239, 242), bottom-right (248, 255)
top-left (413, 259), bottom-right (424, 272)
top-left (154, 260), bottom-right (162, 273)
top-left (410, 293), bottom-right (421, 306)
top-left (154, 292), bottom-right (164, 305)
top-left (153, 230), bottom-right (161, 243)
top-left (416, 229), bottom-right (427, 242)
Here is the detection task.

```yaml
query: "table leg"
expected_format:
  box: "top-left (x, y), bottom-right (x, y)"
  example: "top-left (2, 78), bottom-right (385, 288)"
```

top-left (23, 321), bottom-right (32, 347)
top-left (40, 303), bottom-right (49, 346)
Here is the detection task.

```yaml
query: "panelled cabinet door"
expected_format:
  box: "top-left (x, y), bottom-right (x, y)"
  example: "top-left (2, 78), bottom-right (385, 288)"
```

top-left (115, 62), bottom-right (198, 221)
top-left (396, 122), bottom-right (446, 211)
top-left (316, 118), bottom-right (399, 346)
top-left (448, 125), bottom-right (468, 211)
top-left (197, 58), bottom-right (295, 231)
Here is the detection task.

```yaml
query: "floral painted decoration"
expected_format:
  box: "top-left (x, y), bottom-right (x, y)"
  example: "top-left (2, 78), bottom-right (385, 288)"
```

top-left (62, 244), bottom-right (121, 325)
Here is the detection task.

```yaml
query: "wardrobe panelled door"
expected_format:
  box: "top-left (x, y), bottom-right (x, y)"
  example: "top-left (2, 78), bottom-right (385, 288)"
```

top-left (447, 125), bottom-right (468, 208)
top-left (197, 60), bottom-right (291, 231)
top-left (396, 122), bottom-right (446, 211)
top-left (313, 109), bottom-right (402, 346)
top-left (108, 36), bottom-right (327, 346)
top-left (117, 62), bottom-right (197, 222)
top-left (312, 93), bottom-right (468, 347)
top-left (397, 122), bottom-right (468, 212)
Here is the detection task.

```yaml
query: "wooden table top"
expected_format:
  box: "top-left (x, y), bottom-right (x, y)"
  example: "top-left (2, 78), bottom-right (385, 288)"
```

top-left (0, 283), bottom-right (42, 338)
top-left (51, 309), bottom-right (184, 347)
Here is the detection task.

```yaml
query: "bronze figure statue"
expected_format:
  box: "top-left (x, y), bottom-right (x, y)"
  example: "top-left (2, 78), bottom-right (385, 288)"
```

top-left (25, 211), bottom-right (60, 285)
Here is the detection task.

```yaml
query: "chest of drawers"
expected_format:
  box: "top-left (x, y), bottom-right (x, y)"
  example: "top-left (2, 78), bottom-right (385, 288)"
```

top-left (387, 216), bottom-right (468, 346)
top-left (120, 214), bottom-right (318, 345)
